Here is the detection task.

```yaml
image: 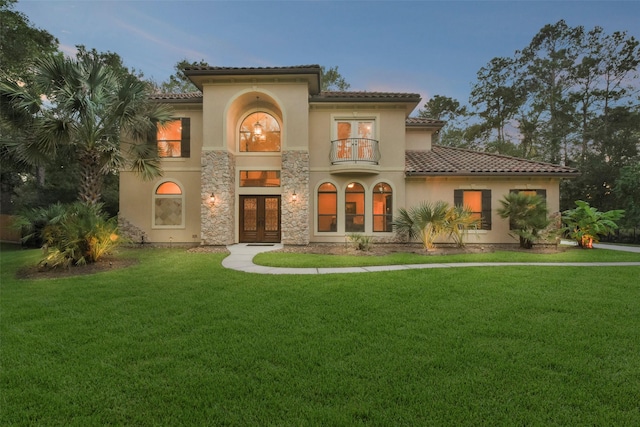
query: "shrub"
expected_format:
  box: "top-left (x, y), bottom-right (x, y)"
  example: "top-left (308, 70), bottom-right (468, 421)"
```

top-left (347, 233), bottom-right (373, 251)
top-left (15, 202), bottom-right (119, 268)
top-left (393, 201), bottom-right (480, 250)
top-left (497, 192), bottom-right (550, 249)
top-left (445, 204), bottom-right (480, 247)
top-left (561, 200), bottom-right (624, 248)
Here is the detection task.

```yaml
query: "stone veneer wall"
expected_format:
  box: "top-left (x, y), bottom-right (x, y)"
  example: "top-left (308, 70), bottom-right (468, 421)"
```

top-left (201, 150), bottom-right (235, 245)
top-left (117, 215), bottom-right (146, 244)
top-left (281, 150), bottom-right (310, 245)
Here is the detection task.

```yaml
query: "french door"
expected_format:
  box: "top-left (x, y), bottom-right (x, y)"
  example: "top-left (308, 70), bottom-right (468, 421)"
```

top-left (239, 195), bottom-right (281, 243)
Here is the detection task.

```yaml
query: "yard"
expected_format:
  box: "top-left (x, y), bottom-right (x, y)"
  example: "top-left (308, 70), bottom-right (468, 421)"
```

top-left (2, 245), bottom-right (640, 425)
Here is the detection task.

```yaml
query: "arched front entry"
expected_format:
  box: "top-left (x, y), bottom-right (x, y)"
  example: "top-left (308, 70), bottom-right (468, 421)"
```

top-left (239, 195), bottom-right (281, 243)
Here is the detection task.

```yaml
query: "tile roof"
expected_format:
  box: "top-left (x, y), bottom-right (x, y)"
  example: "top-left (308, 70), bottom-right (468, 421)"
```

top-left (406, 146), bottom-right (579, 177)
top-left (405, 117), bottom-right (446, 127)
top-left (311, 91), bottom-right (421, 102)
top-left (183, 65), bottom-right (321, 75)
top-left (150, 92), bottom-right (203, 102)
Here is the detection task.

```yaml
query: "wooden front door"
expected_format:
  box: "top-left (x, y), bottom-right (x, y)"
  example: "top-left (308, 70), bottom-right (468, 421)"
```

top-left (239, 195), bottom-right (281, 243)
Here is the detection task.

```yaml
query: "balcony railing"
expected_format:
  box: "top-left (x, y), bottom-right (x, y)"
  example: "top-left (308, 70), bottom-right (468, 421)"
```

top-left (329, 138), bottom-right (380, 165)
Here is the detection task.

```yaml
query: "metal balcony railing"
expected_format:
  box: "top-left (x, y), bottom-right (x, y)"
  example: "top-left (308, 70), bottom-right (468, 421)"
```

top-left (329, 138), bottom-right (380, 165)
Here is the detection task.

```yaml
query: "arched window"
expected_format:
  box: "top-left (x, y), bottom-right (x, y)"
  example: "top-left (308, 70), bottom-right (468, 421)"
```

top-left (345, 182), bottom-right (365, 232)
top-left (154, 181), bottom-right (184, 228)
top-left (239, 111), bottom-right (281, 152)
top-left (317, 183), bottom-right (337, 232)
top-left (373, 182), bottom-right (393, 232)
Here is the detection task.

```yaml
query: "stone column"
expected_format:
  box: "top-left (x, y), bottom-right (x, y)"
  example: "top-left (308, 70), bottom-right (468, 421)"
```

top-left (201, 150), bottom-right (235, 245)
top-left (281, 150), bottom-right (309, 245)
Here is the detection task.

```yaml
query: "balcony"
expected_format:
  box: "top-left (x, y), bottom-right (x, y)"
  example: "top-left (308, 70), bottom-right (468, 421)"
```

top-left (329, 138), bottom-right (381, 174)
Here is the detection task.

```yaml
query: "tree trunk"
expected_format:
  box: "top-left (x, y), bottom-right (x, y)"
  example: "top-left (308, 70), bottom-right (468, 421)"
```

top-left (78, 149), bottom-right (104, 205)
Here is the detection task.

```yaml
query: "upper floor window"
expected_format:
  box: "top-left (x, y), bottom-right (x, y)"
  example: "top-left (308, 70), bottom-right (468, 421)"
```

top-left (336, 120), bottom-right (375, 140)
top-left (373, 182), bottom-right (393, 232)
top-left (333, 119), bottom-right (377, 163)
top-left (454, 189), bottom-right (492, 230)
top-left (155, 118), bottom-right (190, 158)
top-left (240, 111), bottom-right (281, 152)
top-left (154, 181), bottom-right (184, 228)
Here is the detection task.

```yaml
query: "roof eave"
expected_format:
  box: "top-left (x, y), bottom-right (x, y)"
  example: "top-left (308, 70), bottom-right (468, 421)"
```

top-left (184, 66), bottom-right (322, 94)
top-left (406, 171), bottom-right (581, 178)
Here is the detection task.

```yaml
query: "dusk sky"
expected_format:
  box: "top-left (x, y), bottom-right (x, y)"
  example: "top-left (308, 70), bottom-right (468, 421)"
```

top-left (15, 0), bottom-right (640, 110)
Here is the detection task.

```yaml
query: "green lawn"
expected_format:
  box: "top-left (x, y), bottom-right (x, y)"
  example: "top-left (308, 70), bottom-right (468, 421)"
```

top-left (2, 246), bottom-right (639, 425)
top-left (254, 246), bottom-right (640, 268)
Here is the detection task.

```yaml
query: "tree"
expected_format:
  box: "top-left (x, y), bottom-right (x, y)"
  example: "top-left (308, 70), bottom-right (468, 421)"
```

top-left (0, 0), bottom-right (59, 213)
top-left (419, 95), bottom-right (474, 148)
top-left (519, 20), bottom-right (583, 164)
top-left (0, 0), bottom-right (58, 78)
top-left (321, 66), bottom-right (350, 91)
top-left (0, 52), bottom-right (174, 205)
top-left (157, 59), bottom-right (208, 93)
top-left (497, 192), bottom-right (550, 249)
top-left (470, 56), bottom-right (523, 151)
top-left (613, 162), bottom-right (640, 241)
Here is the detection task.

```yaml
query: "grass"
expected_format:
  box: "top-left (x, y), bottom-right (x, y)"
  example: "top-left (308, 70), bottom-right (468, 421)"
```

top-left (2, 245), bottom-right (640, 425)
top-left (254, 246), bottom-right (640, 268)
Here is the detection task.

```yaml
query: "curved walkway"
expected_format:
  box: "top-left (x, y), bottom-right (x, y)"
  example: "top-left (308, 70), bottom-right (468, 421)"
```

top-left (221, 243), bottom-right (640, 275)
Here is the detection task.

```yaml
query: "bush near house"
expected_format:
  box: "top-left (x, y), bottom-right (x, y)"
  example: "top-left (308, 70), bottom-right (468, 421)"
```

top-left (392, 201), bottom-right (479, 250)
top-left (561, 200), bottom-right (624, 248)
top-left (497, 192), bottom-right (550, 249)
top-left (15, 202), bottom-right (119, 268)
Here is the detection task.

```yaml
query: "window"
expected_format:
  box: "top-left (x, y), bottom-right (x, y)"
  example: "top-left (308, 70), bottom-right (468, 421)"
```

top-left (345, 182), bottom-right (365, 232)
top-left (240, 112), bottom-right (281, 152)
top-left (454, 189), bottom-right (492, 230)
top-left (510, 189), bottom-right (546, 199)
top-left (154, 181), bottom-right (184, 227)
top-left (334, 119), bottom-right (375, 161)
top-left (155, 118), bottom-right (190, 158)
top-left (317, 183), bottom-right (337, 232)
top-left (373, 182), bottom-right (393, 232)
top-left (240, 171), bottom-right (281, 187)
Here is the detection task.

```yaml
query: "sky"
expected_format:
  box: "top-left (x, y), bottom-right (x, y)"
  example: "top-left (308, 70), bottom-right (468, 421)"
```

top-left (14, 0), bottom-right (640, 109)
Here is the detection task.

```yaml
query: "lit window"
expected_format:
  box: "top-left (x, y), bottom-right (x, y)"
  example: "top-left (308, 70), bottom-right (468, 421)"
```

top-left (454, 189), bottom-right (492, 230)
top-left (239, 171), bottom-right (281, 187)
top-left (345, 182), bottom-right (365, 232)
top-left (155, 118), bottom-right (190, 158)
top-left (240, 112), bottom-right (281, 152)
top-left (511, 189), bottom-right (546, 200)
top-left (334, 119), bottom-right (376, 161)
top-left (318, 183), bottom-right (337, 232)
top-left (373, 182), bottom-right (393, 232)
top-left (154, 181), bottom-right (184, 228)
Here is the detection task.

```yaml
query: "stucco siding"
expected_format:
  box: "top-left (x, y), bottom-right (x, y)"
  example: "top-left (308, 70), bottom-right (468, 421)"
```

top-left (405, 176), bottom-right (561, 245)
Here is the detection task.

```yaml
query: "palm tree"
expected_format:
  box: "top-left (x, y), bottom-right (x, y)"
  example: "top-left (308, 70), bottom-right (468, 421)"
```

top-left (0, 52), bottom-right (173, 205)
top-left (392, 201), bottom-right (450, 250)
top-left (497, 192), bottom-right (550, 249)
top-left (445, 204), bottom-right (480, 247)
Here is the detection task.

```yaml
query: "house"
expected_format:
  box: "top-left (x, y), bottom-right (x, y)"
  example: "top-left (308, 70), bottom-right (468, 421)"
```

top-left (118, 65), bottom-right (578, 246)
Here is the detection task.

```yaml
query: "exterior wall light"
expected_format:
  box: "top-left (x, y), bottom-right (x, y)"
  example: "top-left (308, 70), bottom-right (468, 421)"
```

top-left (209, 194), bottom-right (215, 204)
top-left (292, 191), bottom-right (297, 202)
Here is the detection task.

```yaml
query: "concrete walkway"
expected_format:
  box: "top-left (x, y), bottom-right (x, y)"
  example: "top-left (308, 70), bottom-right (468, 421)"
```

top-left (221, 243), bottom-right (640, 275)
